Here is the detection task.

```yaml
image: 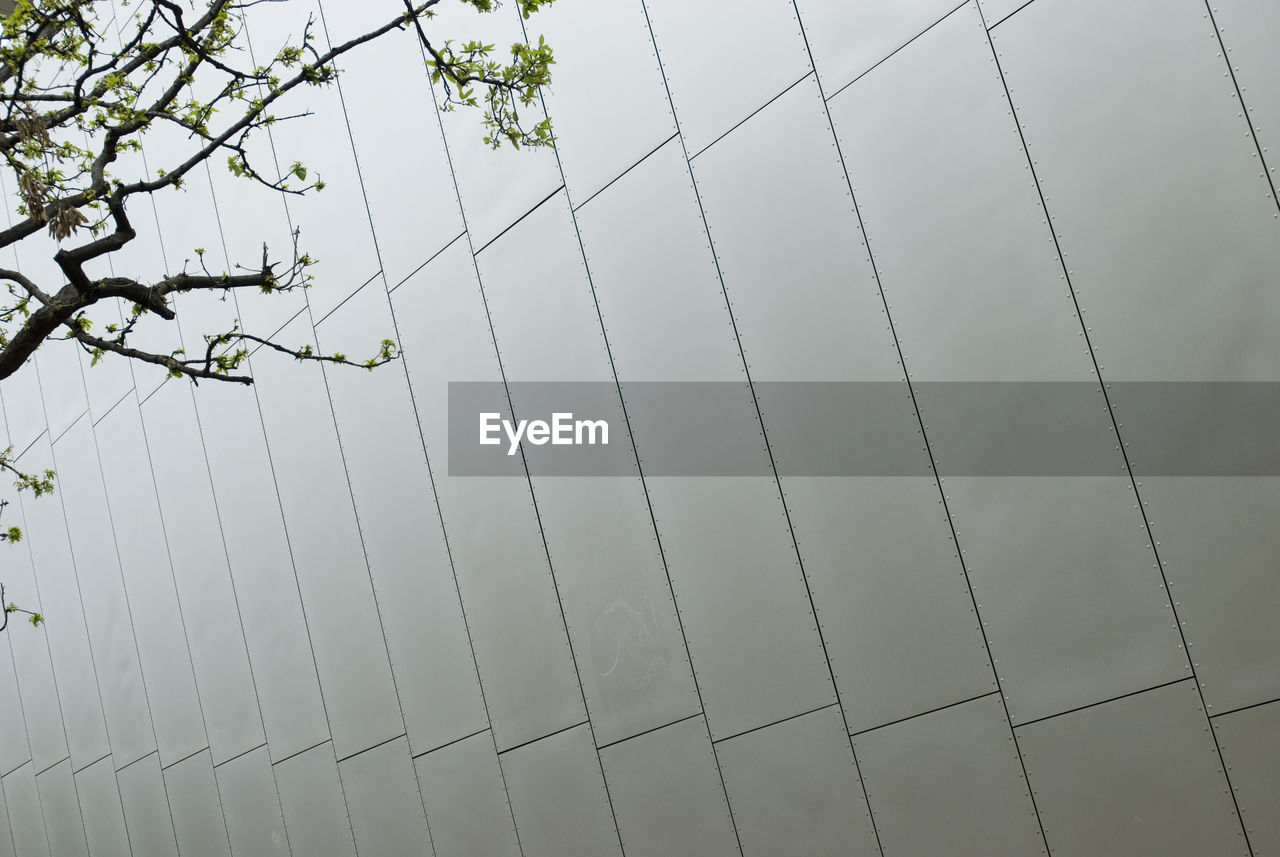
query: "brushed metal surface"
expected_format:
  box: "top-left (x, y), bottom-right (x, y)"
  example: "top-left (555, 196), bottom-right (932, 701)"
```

top-left (992, 0), bottom-right (1280, 381)
top-left (828, 2), bottom-right (1087, 382)
top-left (1214, 700), bottom-right (1280, 854)
top-left (1016, 680), bottom-right (1246, 857)
top-left (421, 0), bottom-right (562, 250)
top-left (163, 750), bottom-right (232, 857)
top-left (215, 745), bottom-right (291, 857)
top-left (853, 693), bottom-right (1043, 857)
top-left (141, 381), bottom-right (266, 764)
top-left (0, 483), bottom-right (66, 772)
top-left (1139, 478), bottom-right (1280, 714)
top-left (35, 759), bottom-right (88, 857)
top-left (0, 786), bottom-right (13, 857)
top-left (0, 646), bottom-right (28, 777)
top-left (500, 723), bottom-right (623, 857)
top-left (950, 477), bottom-right (1187, 724)
top-left (274, 742), bottom-right (357, 857)
top-left (318, 0), bottom-right (464, 291)
top-left (600, 716), bottom-right (739, 857)
top-left (17, 436), bottom-right (108, 769)
top-left (691, 75), bottom-right (898, 383)
top-left (794, 0), bottom-right (961, 94)
top-left (189, 379), bottom-right (329, 761)
top-left (251, 313), bottom-right (404, 760)
top-left (476, 191), bottom-right (699, 745)
top-left (2, 763), bottom-right (49, 857)
top-left (34, 341), bottom-right (85, 443)
top-left (50, 416), bottom-right (153, 768)
top-left (717, 706), bottom-right (879, 857)
top-left (393, 239), bottom-right (585, 751)
top-left (317, 284), bottom-right (488, 755)
top-left (575, 139), bottom-right (744, 381)
top-left (415, 731), bottom-right (521, 857)
top-left (532, 0), bottom-right (675, 204)
top-left (0, 356), bottom-right (46, 456)
top-left (1211, 0), bottom-right (1280, 197)
top-left (117, 754), bottom-right (179, 857)
top-left (73, 758), bottom-right (131, 857)
top-left (786, 477), bottom-right (996, 733)
top-left (977, 0), bottom-right (1029, 27)
top-left (643, 0), bottom-right (811, 155)
top-left (96, 393), bottom-right (207, 768)
top-left (240, 0), bottom-right (381, 323)
top-left (338, 737), bottom-right (432, 857)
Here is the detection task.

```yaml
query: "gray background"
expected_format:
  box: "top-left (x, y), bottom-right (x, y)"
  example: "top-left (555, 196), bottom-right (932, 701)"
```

top-left (1, 0), bottom-right (1278, 855)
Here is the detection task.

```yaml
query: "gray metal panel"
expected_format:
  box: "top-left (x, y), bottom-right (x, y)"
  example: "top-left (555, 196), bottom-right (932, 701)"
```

top-left (785, 478), bottom-right (995, 732)
top-left (1212, 0), bottom-right (1280, 191)
top-left (140, 381), bottom-right (264, 764)
top-left (852, 693), bottom-right (1042, 857)
top-left (424, 0), bottom-right (563, 250)
top-left (475, 191), bottom-right (612, 383)
top-left (243, 2), bottom-right (379, 322)
top-left (1138, 478), bottom-right (1280, 714)
top-left (573, 138), bottom-right (838, 739)
top-left (793, 0), bottom-right (960, 93)
top-left (117, 753), bottom-right (179, 857)
top-left (35, 340), bottom-right (87, 443)
top-left (316, 284), bottom-right (487, 755)
top-left (500, 723), bottom-right (622, 857)
top-left (828, 4), bottom-right (1087, 381)
top-left (0, 358), bottom-right (47, 456)
top-left (319, 0), bottom-right (464, 290)
top-left (415, 732), bottom-right (520, 857)
top-left (163, 751), bottom-right (232, 857)
top-left (643, 0), bottom-right (810, 156)
top-left (1214, 700), bottom-right (1280, 854)
top-left (1015, 680), bottom-right (1246, 857)
top-left (190, 380), bottom-right (329, 761)
top-left (690, 75), bottom-right (898, 382)
top-left (599, 716), bottom-right (738, 857)
top-left (17, 436), bottom-right (109, 769)
top-left (531, 0), bottom-right (675, 203)
top-left (991, 0), bottom-right (1280, 381)
top-left (51, 417), bottom-right (154, 767)
top-left (977, 0), bottom-right (1027, 27)
top-left (35, 759), bottom-right (88, 857)
top-left (950, 477), bottom-right (1186, 724)
top-left (74, 757), bottom-right (131, 857)
top-left (338, 737), bottom-right (431, 857)
top-left (274, 742), bottom-right (356, 857)
top-left (574, 139), bottom-right (742, 380)
top-left (474, 189), bottom-right (700, 744)
top-left (0, 646), bottom-right (27, 776)
top-left (214, 746), bottom-right (290, 857)
top-left (250, 314), bottom-right (403, 760)
top-left (0, 782), bottom-right (15, 857)
top-left (96, 395), bottom-right (207, 768)
top-left (646, 477), bottom-right (835, 740)
top-left (392, 241), bottom-right (584, 751)
top-left (524, 477), bottom-right (701, 746)
top-left (0, 503), bottom-right (66, 773)
top-left (716, 705), bottom-right (879, 857)
top-left (2, 764), bottom-right (50, 857)
top-left (204, 162), bottom-right (305, 340)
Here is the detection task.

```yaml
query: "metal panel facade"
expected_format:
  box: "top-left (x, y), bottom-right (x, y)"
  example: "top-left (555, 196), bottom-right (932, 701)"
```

top-left (2, 1), bottom-right (1276, 854)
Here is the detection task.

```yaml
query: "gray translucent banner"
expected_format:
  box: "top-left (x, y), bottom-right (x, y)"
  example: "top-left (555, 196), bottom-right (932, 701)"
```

top-left (447, 382), bottom-right (1280, 476)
